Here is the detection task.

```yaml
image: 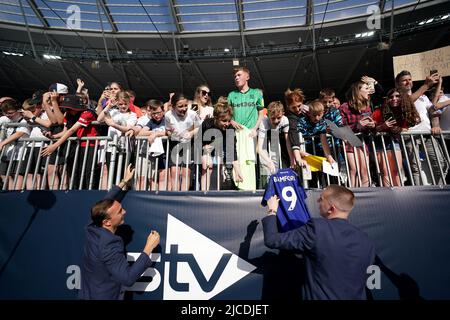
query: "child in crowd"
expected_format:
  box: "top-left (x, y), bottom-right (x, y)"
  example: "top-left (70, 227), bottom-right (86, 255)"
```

top-left (319, 88), bottom-right (344, 170)
top-left (201, 101), bottom-right (243, 191)
top-left (0, 99), bottom-right (30, 190)
top-left (284, 88), bottom-right (309, 168)
top-left (297, 100), bottom-right (336, 186)
top-left (97, 91), bottom-right (137, 189)
top-left (372, 88), bottom-right (420, 186)
top-left (139, 105), bottom-right (148, 117)
top-left (333, 97), bottom-right (341, 109)
top-left (41, 93), bottom-right (99, 190)
top-left (20, 99), bottom-right (52, 189)
top-left (319, 88), bottom-right (343, 127)
top-left (257, 101), bottom-right (294, 185)
top-left (319, 88), bottom-right (336, 110)
top-left (137, 100), bottom-right (169, 191)
top-left (298, 100), bottom-right (336, 161)
top-left (125, 89), bottom-right (143, 118)
top-left (340, 81), bottom-right (376, 187)
top-left (39, 89), bottom-right (66, 189)
top-left (165, 93), bottom-right (201, 191)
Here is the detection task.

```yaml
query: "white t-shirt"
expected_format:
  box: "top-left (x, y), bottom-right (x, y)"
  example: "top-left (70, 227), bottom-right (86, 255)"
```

top-left (0, 116), bottom-right (30, 160)
top-left (106, 109), bottom-right (137, 152)
top-left (28, 112), bottom-right (49, 147)
top-left (437, 95), bottom-right (450, 131)
top-left (199, 106), bottom-right (214, 121)
top-left (138, 117), bottom-right (166, 156)
top-left (258, 116), bottom-right (289, 141)
top-left (164, 109), bottom-right (201, 142)
top-left (136, 115), bottom-right (150, 128)
top-left (188, 103), bottom-right (214, 122)
top-left (409, 95), bottom-right (432, 132)
top-left (258, 116), bottom-right (289, 174)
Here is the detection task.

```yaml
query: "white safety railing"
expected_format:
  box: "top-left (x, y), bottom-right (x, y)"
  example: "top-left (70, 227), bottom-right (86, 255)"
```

top-left (1, 122), bottom-right (449, 191)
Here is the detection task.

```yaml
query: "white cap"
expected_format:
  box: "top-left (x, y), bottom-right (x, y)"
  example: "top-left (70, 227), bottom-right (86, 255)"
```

top-left (48, 83), bottom-right (68, 94)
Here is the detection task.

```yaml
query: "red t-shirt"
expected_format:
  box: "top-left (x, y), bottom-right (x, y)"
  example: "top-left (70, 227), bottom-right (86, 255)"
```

top-left (76, 111), bottom-right (98, 147)
top-left (371, 109), bottom-right (383, 125)
top-left (129, 103), bottom-right (143, 118)
top-left (372, 107), bottom-right (408, 130)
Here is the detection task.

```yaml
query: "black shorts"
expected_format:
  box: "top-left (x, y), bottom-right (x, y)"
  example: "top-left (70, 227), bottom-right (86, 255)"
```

top-left (48, 142), bottom-right (68, 165)
top-left (168, 140), bottom-right (193, 167)
top-left (150, 154), bottom-right (167, 170)
top-left (19, 147), bottom-right (45, 175)
top-left (0, 159), bottom-right (26, 176)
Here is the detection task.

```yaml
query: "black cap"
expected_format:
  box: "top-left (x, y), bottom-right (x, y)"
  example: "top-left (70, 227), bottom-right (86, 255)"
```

top-left (60, 94), bottom-right (88, 112)
top-left (30, 90), bottom-right (44, 105)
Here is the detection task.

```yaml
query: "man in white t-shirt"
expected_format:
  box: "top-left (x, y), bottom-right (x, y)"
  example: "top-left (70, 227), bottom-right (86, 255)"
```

top-left (437, 94), bottom-right (450, 131)
top-left (395, 70), bottom-right (447, 185)
top-left (432, 76), bottom-right (450, 131)
top-left (432, 78), bottom-right (450, 184)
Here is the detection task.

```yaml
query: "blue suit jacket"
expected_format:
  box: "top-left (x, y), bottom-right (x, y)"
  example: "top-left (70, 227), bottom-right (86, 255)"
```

top-left (79, 186), bottom-right (152, 300)
top-left (262, 215), bottom-right (375, 300)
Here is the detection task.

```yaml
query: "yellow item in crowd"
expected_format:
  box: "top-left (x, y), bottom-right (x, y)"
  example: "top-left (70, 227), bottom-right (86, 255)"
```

top-left (304, 155), bottom-right (326, 172)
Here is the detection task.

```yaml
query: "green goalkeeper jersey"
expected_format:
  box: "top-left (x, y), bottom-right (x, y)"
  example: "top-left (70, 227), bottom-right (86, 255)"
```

top-left (227, 88), bottom-right (264, 129)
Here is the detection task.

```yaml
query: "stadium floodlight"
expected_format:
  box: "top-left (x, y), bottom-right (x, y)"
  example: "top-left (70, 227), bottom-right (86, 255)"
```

top-left (224, 48), bottom-right (230, 52)
top-left (425, 18), bottom-right (434, 24)
top-left (126, 50), bottom-right (133, 54)
top-left (441, 15), bottom-right (449, 20)
top-left (3, 51), bottom-right (24, 56)
top-left (418, 21), bottom-right (426, 25)
top-left (355, 32), bottom-right (374, 39)
top-left (43, 54), bottom-right (62, 60)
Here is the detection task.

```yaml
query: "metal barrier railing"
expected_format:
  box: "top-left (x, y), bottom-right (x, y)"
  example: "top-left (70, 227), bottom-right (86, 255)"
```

top-left (1, 121), bottom-right (449, 191)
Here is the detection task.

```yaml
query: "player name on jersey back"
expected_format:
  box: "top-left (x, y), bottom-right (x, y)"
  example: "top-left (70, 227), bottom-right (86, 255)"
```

top-left (262, 168), bottom-right (311, 232)
top-left (272, 174), bottom-right (296, 183)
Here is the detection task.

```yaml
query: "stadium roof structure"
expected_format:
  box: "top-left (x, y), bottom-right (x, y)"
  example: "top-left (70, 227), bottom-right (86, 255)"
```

top-left (0, 0), bottom-right (449, 103)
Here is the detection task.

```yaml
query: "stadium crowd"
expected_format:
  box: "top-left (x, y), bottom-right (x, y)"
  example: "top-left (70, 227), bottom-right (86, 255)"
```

top-left (0, 67), bottom-right (449, 191)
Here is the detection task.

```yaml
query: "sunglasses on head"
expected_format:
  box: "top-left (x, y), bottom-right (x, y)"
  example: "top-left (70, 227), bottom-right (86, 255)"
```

top-left (201, 90), bottom-right (210, 96)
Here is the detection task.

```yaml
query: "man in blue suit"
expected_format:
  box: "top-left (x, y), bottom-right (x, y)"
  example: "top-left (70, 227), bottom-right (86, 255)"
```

top-left (263, 184), bottom-right (375, 300)
top-left (79, 165), bottom-right (160, 300)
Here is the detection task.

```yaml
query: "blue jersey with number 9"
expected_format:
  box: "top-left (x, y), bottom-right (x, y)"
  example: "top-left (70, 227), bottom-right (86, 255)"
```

top-left (261, 168), bottom-right (311, 232)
